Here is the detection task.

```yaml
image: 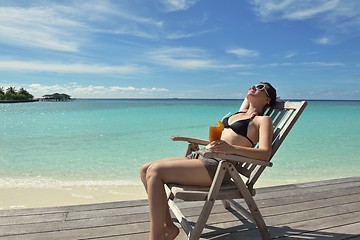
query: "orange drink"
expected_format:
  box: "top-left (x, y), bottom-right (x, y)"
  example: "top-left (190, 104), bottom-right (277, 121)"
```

top-left (209, 121), bottom-right (224, 142)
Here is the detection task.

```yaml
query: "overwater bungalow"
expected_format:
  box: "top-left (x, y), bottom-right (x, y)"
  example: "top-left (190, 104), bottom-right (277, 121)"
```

top-left (41, 93), bottom-right (74, 101)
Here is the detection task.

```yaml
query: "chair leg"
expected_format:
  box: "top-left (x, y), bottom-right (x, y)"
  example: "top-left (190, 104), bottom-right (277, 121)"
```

top-left (221, 200), bottom-right (231, 209)
top-left (189, 160), bottom-right (228, 240)
top-left (168, 198), bottom-right (193, 235)
top-left (189, 198), bottom-right (216, 240)
top-left (227, 164), bottom-right (271, 240)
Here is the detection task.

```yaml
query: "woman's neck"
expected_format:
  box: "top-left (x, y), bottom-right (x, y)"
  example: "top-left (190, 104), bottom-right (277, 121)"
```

top-left (246, 104), bottom-right (264, 116)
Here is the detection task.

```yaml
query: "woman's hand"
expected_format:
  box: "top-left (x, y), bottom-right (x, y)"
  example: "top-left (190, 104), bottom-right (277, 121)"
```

top-left (206, 140), bottom-right (234, 154)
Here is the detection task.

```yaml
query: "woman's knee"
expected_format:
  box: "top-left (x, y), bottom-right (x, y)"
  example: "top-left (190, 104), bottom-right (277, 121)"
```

top-left (140, 162), bottom-right (151, 182)
top-left (140, 163), bottom-right (148, 174)
top-left (146, 164), bottom-right (163, 181)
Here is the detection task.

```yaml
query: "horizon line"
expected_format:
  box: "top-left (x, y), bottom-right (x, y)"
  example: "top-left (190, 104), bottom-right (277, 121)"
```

top-left (55, 98), bottom-right (360, 101)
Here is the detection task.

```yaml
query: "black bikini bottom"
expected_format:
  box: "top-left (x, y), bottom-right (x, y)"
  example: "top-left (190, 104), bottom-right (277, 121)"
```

top-left (187, 149), bottom-right (233, 185)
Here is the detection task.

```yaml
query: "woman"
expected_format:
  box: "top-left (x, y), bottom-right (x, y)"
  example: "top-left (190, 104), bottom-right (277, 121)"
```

top-left (140, 82), bottom-right (277, 240)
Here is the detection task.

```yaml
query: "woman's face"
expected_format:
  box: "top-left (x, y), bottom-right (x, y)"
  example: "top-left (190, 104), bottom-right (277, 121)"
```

top-left (247, 84), bottom-right (270, 104)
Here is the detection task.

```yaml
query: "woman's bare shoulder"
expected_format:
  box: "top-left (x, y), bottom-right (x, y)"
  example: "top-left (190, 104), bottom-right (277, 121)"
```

top-left (254, 115), bottom-right (272, 125)
top-left (255, 115), bottom-right (271, 120)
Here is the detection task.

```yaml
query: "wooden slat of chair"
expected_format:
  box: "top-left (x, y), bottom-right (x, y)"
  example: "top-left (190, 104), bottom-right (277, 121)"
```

top-left (272, 102), bottom-right (306, 155)
top-left (245, 108), bottom-right (295, 188)
top-left (239, 106), bottom-right (285, 178)
top-left (248, 101), bottom-right (307, 187)
top-left (272, 109), bottom-right (287, 130)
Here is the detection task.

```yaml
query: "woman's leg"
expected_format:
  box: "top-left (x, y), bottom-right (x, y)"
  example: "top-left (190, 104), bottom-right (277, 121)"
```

top-left (141, 158), bottom-right (189, 239)
top-left (140, 157), bottom-right (185, 234)
top-left (145, 157), bottom-right (212, 240)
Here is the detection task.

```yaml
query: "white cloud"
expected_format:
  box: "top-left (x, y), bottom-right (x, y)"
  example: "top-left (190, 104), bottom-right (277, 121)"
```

top-left (302, 61), bottom-right (345, 67)
top-left (88, 1), bottom-right (163, 27)
top-left (24, 83), bottom-right (168, 98)
top-left (284, 52), bottom-right (297, 59)
top-left (263, 61), bottom-right (345, 68)
top-left (251, 0), bottom-right (341, 21)
top-left (0, 0), bottom-right (206, 54)
top-left (161, 0), bottom-right (198, 12)
top-left (0, 1), bottom-right (164, 51)
top-left (0, 60), bottom-right (145, 74)
top-left (227, 48), bottom-right (260, 57)
top-left (166, 29), bottom-right (216, 40)
top-left (0, 6), bottom-right (83, 52)
top-left (147, 47), bottom-right (253, 70)
top-left (285, 1), bottom-right (339, 20)
top-left (251, 0), bottom-right (360, 42)
top-left (314, 37), bottom-right (330, 45)
top-left (264, 62), bottom-right (294, 67)
top-left (148, 47), bottom-right (212, 69)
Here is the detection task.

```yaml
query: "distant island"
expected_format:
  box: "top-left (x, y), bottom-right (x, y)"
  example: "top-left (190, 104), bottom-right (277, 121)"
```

top-left (0, 87), bottom-right (75, 103)
top-left (0, 86), bottom-right (38, 103)
top-left (41, 93), bottom-right (75, 101)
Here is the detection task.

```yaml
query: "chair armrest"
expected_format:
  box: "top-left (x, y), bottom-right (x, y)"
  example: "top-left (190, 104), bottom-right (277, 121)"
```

top-left (171, 136), bottom-right (209, 146)
top-left (202, 151), bottom-right (273, 167)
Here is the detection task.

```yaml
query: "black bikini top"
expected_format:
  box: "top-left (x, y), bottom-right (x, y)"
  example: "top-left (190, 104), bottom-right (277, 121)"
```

top-left (222, 112), bottom-right (256, 147)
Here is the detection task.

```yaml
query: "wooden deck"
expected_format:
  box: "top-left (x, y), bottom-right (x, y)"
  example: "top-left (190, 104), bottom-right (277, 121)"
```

top-left (0, 177), bottom-right (359, 240)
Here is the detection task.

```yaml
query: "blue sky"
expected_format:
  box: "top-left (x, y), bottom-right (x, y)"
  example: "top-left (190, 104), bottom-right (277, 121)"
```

top-left (0, 0), bottom-right (359, 100)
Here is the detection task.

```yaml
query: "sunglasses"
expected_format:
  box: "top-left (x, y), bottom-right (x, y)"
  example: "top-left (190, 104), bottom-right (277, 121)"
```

top-left (250, 84), bottom-right (270, 97)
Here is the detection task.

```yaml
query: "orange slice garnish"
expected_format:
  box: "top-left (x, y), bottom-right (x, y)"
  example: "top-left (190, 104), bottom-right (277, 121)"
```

top-left (217, 120), bottom-right (224, 130)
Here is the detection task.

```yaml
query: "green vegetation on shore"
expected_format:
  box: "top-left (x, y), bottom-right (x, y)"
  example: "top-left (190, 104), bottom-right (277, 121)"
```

top-left (0, 86), bottom-right (34, 101)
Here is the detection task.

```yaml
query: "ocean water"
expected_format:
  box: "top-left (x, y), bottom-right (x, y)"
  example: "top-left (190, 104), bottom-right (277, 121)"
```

top-left (0, 99), bottom-right (359, 188)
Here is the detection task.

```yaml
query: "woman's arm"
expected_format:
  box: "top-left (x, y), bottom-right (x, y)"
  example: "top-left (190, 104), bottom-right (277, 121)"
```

top-left (207, 116), bottom-right (273, 160)
top-left (239, 97), bottom-right (249, 112)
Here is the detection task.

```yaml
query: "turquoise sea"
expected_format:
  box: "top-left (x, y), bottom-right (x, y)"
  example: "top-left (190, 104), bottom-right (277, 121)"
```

top-left (0, 99), bottom-right (359, 188)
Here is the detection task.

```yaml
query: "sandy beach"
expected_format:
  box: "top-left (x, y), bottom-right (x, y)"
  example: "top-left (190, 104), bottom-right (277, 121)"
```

top-left (0, 185), bottom-right (148, 210)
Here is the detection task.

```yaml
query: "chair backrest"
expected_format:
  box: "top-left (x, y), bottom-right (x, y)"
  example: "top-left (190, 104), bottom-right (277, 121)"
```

top-left (242, 101), bottom-right (307, 190)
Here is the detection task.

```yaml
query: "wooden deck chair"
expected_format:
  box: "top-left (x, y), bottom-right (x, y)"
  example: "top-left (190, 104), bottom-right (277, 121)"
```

top-left (166, 100), bottom-right (307, 240)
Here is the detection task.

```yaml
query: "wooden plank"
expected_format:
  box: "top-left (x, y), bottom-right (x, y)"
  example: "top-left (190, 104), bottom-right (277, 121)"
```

top-left (195, 180), bottom-right (360, 211)
top-left (195, 209), bottom-right (360, 240)
top-left (2, 177), bottom-right (356, 227)
top-left (0, 221), bottom-right (150, 240)
top-left (281, 222), bottom-right (360, 240)
top-left (262, 193), bottom-right (360, 217)
top-left (169, 177), bottom-right (359, 239)
top-left (169, 177), bottom-right (360, 214)
top-left (1, 178), bottom-right (356, 232)
top-left (0, 199), bottom-right (149, 217)
top-left (168, 188), bottom-right (359, 225)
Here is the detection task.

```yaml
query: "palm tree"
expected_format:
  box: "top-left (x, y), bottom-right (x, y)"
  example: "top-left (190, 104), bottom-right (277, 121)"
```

top-left (17, 87), bottom-right (34, 100)
top-left (0, 87), bottom-right (4, 100)
top-left (6, 86), bottom-right (16, 95)
top-left (18, 87), bottom-right (29, 95)
top-left (0, 86), bottom-right (35, 101)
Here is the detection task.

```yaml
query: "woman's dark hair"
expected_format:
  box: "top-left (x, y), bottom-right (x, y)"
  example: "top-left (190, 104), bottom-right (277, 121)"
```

top-left (261, 82), bottom-right (277, 106)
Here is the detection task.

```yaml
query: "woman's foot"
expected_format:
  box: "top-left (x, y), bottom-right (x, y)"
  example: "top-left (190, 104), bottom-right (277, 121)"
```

top-left (165, 223), bottom-right (180, 240)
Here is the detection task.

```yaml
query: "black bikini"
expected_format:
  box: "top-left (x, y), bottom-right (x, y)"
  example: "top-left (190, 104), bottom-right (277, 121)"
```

top-left (188, 112), bottom-right (257, 183)
top-left (187, 112), bottom-right (257, 184)
top-left (222, 112), bottom-right (256, 147)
